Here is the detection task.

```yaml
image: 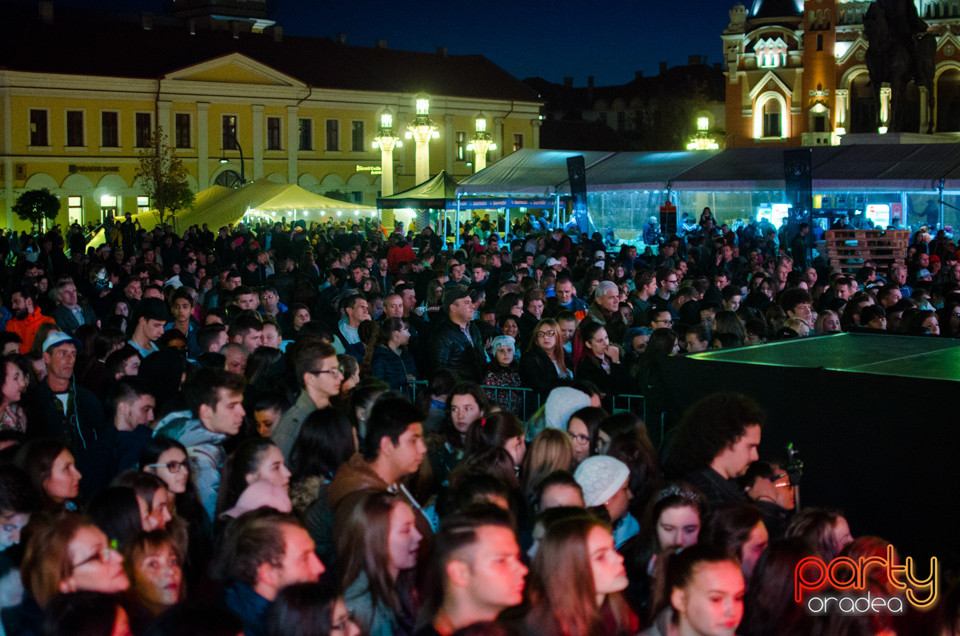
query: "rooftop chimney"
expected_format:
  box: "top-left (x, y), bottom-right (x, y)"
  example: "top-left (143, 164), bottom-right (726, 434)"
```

top-left (141, 12), bottom-right (154, 31)
top-left (635, 70), bottom-right (644, 80)
top-left (271, 25), bottom-right (283, 42)
top-left (563, 77), bottom-right (573, 89)
top-left (714, 62), bottom-right (721, 70)
top-left (688, 54), bottom-right (703, 65)
top-left (437, 46), bottom-right (448, 57)
top-left (39, 1), bottom-right (53, 23)
top-left (659, 61), bottom-right (668, 74)
top-left (587, 76), bottom-right (594, 103)
top-left (336, 33), bottom-right (346, 45)
top-left (376, 39), bottom-right (388, 49)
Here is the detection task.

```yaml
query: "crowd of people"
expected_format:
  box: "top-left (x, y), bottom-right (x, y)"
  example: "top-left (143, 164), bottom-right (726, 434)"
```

top-left (0, 208), bottom-right (955, 635)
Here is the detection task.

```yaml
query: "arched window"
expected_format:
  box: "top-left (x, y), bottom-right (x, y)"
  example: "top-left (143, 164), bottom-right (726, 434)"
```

top-left (754, 92), bottom-right (788, 139)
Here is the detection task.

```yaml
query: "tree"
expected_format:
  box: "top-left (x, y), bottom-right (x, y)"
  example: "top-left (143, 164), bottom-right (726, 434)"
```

top-left (134, 129), bottom-right (194, 228)
top-left (13, 188), bottom-right (60, 231)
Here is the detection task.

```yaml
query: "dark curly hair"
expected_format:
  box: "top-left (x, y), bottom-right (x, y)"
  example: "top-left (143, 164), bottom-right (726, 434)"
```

top-left (667, 392), bottom-right (765, 476)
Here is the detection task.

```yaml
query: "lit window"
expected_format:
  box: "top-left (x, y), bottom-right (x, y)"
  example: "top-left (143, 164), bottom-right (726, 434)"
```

top-left (763, 100), bottom-right (782, 138)
top-left (697, 117), bottom-right (709, 131)
top-left (416, 99), bottom-right (429, 116)
top-left (68, 196), bottom-right (83, 225)
top-left (137, 196), bottom-right (150, 214)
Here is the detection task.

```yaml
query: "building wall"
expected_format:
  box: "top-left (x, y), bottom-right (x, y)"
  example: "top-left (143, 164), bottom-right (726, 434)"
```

top-left (0, 56), bottom-right (541, 230)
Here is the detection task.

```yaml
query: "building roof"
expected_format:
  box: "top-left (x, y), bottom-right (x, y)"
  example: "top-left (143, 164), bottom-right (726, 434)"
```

top-left (0, 4), bottom-right (539, 103)
top-left (750, 0), bottom-right (803, 19)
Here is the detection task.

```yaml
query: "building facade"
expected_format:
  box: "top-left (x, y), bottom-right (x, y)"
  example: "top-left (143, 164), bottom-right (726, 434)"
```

top-left (722, 0), bottom-right (960, 147)
top-left (0, 4), bottom-right (541, 230)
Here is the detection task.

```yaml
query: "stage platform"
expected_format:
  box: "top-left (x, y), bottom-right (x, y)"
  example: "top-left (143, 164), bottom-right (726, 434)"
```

top-left (691, 333), bottom-right (960, 381)
top-left (660, 333), bottom-right (960, 565)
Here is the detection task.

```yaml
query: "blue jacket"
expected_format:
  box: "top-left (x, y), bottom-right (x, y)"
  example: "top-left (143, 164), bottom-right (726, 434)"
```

top-left (223, 581), bottom-right (271, 636)
top-left (370, 345), bottom-right (417, 393)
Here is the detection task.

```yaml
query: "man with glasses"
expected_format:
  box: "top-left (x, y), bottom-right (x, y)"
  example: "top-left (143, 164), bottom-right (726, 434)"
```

top-left (649, 308), bottom-right (674, 331)
top-left (272, 341), bottom-right (342, 463)
top-left (740, 460), bottom-right (796, 539)
top-left (653, 267), bottom-right (680, 310)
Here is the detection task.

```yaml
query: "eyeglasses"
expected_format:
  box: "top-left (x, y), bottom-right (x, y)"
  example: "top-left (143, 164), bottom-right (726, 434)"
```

top-left (311, 366), bottom-right (344, 377)
top-left (146, 460), bottom-right (189, 473)
top-left (665, 279), bottom-right (679, 284)
top-left (71, 546), bottom-right (119, 570)
top-left (536, 330), bottom-right (556, 338)
top-left (653, 318), bottom-right (674, 325)
top-left (772, 472), bottom-right (791, 488)
top-left (571, 433), bottom-right (590, 445)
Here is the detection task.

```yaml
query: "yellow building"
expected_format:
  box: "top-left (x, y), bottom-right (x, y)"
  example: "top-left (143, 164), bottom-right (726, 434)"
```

top-left (0, 3), bottom-right (542, 230)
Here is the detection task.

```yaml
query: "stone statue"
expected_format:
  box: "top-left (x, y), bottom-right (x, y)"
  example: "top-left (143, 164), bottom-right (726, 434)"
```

top-left (863, 0), bottom-right (936, 132)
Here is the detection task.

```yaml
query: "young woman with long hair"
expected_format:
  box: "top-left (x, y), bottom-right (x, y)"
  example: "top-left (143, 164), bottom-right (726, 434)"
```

top-left (523, 513), bottom-right (637, 636)
top-left (519, 318), bottom-right (573, 400)
top-left (363, 318), bottom-right (417, 394)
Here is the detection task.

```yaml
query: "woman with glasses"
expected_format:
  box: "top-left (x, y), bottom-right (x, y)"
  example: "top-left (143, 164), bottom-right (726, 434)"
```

top-left (566, 406), bottom-right (607, 466)
top-left (5, 511), bottom-right (129, 635)
top-left (139, 437), bottom-right (212, 588)
top-left (520, 318), bottom-right (573, 401)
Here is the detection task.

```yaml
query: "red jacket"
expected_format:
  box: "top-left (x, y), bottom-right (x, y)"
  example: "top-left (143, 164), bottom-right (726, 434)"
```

top-left (387, 244), bottom-right (416, 274)
top-left (6, 308), bottom-right (56, 353)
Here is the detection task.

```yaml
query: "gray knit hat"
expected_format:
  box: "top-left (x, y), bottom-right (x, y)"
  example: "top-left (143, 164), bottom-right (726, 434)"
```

top-left (574, 455), bottom-right (630, 507)
top-left (544, 386), bottom-right (592, 430)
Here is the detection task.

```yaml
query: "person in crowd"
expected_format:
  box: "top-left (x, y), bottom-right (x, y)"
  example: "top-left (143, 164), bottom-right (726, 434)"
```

top-left (519, 318), bottom-right (572, 400)
top-left (574, 455), bottom-right (636, 547)
top-left (701, 502), bottom-right (769, 584)
top-left (573, 321), bottom-right (627, 397)
top-left (366, 318), bottom-right (417, 394)
top-left (15, 439), bottom-right (82, 512)
top-left (428, 287), bottom-right (485, 383)
top-left (337, 491), bottom-right (422, 636)
top-left (482, 336), bottom-right (523, 416)
top-left (416, 504), bottom-right (527, 635)
top-left (52, 279), bottom-right (98, 336)
top-left (266, 582), bottom-right (361, 636)
top-left (566, 406), bottom-right (607, 466)
top-left (128, 298), bottom-right (169, 358)
top-left (153, 368), bottom-right (247, 520)
top-left (784, 507), bottom-right (854, 561)
top-left (6, 287), bottom-right (55, 354)
top-left (522, 513), bottom-right (637, 635)
top-left (740, 460), bottom-right (795, 539)
top-left (667, 393), bottom-right (763, 505)
top-left (215, 438), bottom-right (291, 520)
top-left (0, 464), bottom-right (36, 551)
top-left (428, 383), bottom-right (489, 491)
top-left (212, 509), bottom-right (325, 636)
top-left (0, 354), bottom-right (29, 434)
top-left (271, 340), bottom-right (342, 462)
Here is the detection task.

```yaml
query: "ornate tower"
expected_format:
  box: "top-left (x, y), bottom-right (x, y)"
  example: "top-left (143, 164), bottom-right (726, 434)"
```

top-left (801, 0), bottom-right (839, 144)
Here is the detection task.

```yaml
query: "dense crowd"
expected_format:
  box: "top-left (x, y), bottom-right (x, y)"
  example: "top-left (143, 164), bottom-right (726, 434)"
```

top-left (0, 208), bottom-right (955, 635)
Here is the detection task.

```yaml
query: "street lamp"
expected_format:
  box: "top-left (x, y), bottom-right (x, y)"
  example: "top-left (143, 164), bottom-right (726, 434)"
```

top-left (467, 112), bottom-right (496, 172)
top-left (405, 95), bottom-right (439, 184)
top-left (372, 111), bottom-right (402, 196)
top-left (219, 132), bottom-right (246, 187)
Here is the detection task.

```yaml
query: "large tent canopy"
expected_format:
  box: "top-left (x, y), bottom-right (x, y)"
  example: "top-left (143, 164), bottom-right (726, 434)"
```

top-left (178, 180), bottom-right (375, 229)
top-left (378, 170), bottom-right (460, 209)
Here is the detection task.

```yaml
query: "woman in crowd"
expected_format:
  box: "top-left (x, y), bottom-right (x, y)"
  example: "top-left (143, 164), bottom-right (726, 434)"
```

top-left (784, 507), bottom-right (853, 561)
top-left (519, 318), bottom-right (573, 400)
top-left (642, 543), bottom-right (745, 636)
top-left (701, 502), bottom-right (769, 585)
top-left (365, 318), bottom-right (417, 394)
top-left (566, 406), bottom-right (607, 466)
top-left (7, 512), bottom-right (129, 634)
top-left (523, 513), bottom-right (637, 635)
top-left (465, 411), bottom-right (527, 473)
top-left (267, 582), bottom-right (361, 636)
top-left (427, 383), bottom-right (489, 491)
top-left (574, 321), bottom-right (627, 396)
top-left (521, 428), bottom-right (576, 504)
top-left (15, 439), bottom-right (82, 512)
top-left (215, 439), bottom-right (291, 520)
top-left (0, 354), bottom-right (29, 434)
top-left (337, 491), bottom-right (422, 636)
top-left (123, 530), bottom-right (184, 621)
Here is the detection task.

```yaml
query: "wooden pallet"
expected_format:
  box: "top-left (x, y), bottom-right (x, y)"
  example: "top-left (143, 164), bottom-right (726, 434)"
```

top-left (824, 230), bottom-right (909, 272)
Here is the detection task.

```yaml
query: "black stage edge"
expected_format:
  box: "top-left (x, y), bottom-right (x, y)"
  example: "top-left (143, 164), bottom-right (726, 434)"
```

top-left (659, 334), bottom-right (960, 570)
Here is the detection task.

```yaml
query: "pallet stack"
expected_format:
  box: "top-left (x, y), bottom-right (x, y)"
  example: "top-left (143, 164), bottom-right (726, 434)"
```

top-left (824, 229), bottom-right (910, 272)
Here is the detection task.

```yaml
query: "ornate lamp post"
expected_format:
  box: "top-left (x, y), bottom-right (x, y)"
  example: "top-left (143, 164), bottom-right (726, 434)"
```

top-left (405, 96), bottom-right (438, 184)
top-left (467, 112), bottom-right (496, 172)
top-left (219, 131), bottom-right (246, 187)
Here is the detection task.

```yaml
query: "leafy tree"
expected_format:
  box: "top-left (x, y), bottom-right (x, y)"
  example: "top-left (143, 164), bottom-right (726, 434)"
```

top-left (134, 129), bottom-right (194, 228)
top-left (13, 188), bottom-right (60, 231)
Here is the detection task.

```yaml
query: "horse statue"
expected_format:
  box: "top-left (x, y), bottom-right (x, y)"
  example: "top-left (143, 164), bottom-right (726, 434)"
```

top-left (863, 0), bottom-right (936, 133)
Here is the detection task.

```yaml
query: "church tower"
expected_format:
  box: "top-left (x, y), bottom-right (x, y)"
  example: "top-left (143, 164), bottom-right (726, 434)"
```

top-left (801, 0), bottom-right (838, 145)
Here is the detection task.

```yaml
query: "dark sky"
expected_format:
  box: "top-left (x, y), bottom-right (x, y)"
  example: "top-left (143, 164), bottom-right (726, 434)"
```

top-left (11, 0), bottom-right (732, 86)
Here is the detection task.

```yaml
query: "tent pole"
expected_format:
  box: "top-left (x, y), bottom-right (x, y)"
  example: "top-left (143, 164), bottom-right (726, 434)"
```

top-left (455, 194), bottom-right (462, 250)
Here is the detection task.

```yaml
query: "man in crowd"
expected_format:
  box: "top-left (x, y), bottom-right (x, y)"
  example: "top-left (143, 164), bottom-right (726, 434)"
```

top-left (128, 298), bottom-right (168, 358)
top-left (429, 287), bottom-right (484, 383)
top-left (52, 278), bottom-right (98, 335)
top-left (6, 288), bottom-right (54, 353)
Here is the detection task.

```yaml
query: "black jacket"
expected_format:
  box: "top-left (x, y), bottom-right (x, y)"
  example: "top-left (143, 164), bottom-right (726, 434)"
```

top-left (427, 318), bottom-right (485, 383)
top-left (574, 355), bottom-right (628, 396)
top-left (519, 347), bottom-right (572, 399)
top-left (370, 345), bottom-right (417, 393)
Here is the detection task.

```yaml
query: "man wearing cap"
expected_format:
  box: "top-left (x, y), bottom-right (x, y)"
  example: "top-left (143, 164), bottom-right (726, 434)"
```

top-left (24, 331), bottom-right (106, 494)
top-left (5, 287), bottom-right (55, 354)
top-left (574, 455), bottom-right (638, 548)
top-left (428, 285), bottom-right (484, 383)
top-left (128, 298), bottom-right (168, 358)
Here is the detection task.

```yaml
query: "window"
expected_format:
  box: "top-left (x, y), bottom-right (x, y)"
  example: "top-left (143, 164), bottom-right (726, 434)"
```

top-left (100, 195), bottom-right (118, 223)
top-left (813, 115), bottom-right (827, 132)
top-left (351, 121), bottom-right (364, 152)
top-left (267, 116), bottom-right (282, 150)
top-left (298, 118), bottom-right (313, 150)
top-left (763, 100), bottom-right (782, 138)
top-left (29, 110), bottom-right (48, 146)
top-left (513, 133), bottom-right (524, 152)
top-left (326, 120), bottom-right (339, 151)
top-left (101, 112), bottom-right (119, 147)
top-left (755, 37), bottom-right (788, 68)
top-left (456, 131), bottom-right (466, 161)
top-left (175, 113), bottom-right (191, 148)
top-left (616, 111), bottom-right (626, 132)
top-left (68, 196), bottom-right (83, 225)
top-left (220, 115), bottom-right (239, 150)
top-left (817, 34), bottom-right (823, 51)
top-left (137, 196), bottom-right (150, 214)
top-left (135, 113), bottom-right (153, 147)
top-left (222, 115), bottom-right (238, 150)
top-left (66, 111), bottom-right (84, 147)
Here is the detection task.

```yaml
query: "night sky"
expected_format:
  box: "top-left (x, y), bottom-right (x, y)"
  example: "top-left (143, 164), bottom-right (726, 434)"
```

top-left (7, 0), bottom-right (732, 86)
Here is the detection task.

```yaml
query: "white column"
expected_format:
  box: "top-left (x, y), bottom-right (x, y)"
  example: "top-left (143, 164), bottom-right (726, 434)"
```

top-left (287, 105), bottom-right (298, 185)
top-left (413, 131), bottom-right (431, 184)
top-left (380, 147), bottom-right (395, 196)
top-left (880, 86), bottom-right (892, 130)
top-left (2, 88), bottom-right (13, 227)
top-left (197, 102), bottom-right (209, 189)
top-left (252, 104), bottom-right (264, 180)
top-left (531, 118), bottom-right (541, 149)
top-left (157, 101), bottom-right (171, 138)
top-left (835, 89), bottom-right (848, 133)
